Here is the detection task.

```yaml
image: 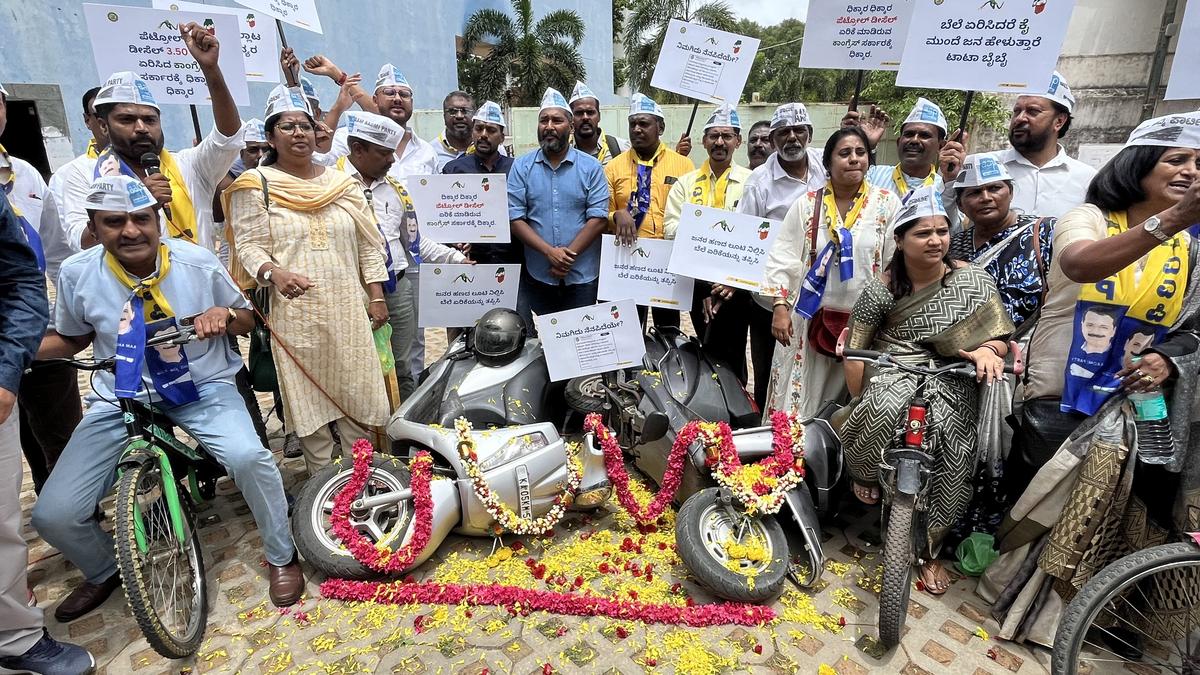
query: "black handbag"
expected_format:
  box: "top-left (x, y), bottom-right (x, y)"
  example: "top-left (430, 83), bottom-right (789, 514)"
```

top-left (245, 171), bottom-right (278, 393)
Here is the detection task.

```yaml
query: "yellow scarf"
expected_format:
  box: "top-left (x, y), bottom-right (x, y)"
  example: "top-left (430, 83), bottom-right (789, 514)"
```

top-left (222, 165), bottom-right (385, 289)
top-left (634, 142), bottom-right (667, 168)
top-left (1079, 211), bottom-right (1189, 329)
top-left (821, 182), bottom-right (869, 242)
top-left (689, 161), bottom-right (733, 210)
top-left (105, 243), bottom-right (175, 322)
top-left (891, 164), bottom-right (936, 198)
top-left (94, 147), bottom-right (198, 244)
top-left (86, 139), bottom-right (100, 159)
top-left (437, 133), bottom-right (474, 156)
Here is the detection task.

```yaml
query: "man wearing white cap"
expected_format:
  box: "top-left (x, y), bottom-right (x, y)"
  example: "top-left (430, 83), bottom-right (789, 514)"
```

top-left (988, 71), bottom-right (1096, 218)
top-left (338, 111), bottom-right (467, 398)
top-left (445, 101), bottom-right (517, 265)
top-left (0, 83), bottom-right (80, 496)
top-left (62, 23), bottom-right (243, 256)
top-left (861, 98), bottom-right (963, 201)
top-left (739, 102), bottom-right (827, 222)
top-left (510, 88), bottom-right (610, 326)
top-left (48, 86), bottom-right (108, 245)
top-left (569, 81), bottom-right (629, 166)
top-left (34, 175), bottom-right (304, 621)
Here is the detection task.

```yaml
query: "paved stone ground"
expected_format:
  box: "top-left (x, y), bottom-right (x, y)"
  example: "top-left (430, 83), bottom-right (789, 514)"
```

top-left (20, 328), bottom-right (1067, 674)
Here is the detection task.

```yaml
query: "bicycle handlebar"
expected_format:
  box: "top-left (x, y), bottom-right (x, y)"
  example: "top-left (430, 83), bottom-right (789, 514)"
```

top-left (841, 340), bottom-right (1025, 378)
top-left (29, 326), bottom-right (197, 373)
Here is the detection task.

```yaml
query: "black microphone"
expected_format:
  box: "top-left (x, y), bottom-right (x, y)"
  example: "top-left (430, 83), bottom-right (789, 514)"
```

top-left (140, 152), bottom-right (173, 223)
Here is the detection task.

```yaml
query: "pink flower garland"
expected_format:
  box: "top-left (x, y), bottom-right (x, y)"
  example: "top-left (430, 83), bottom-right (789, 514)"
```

top-left (319, 578), bottom-right (775, 627)
top-left (584, 413), bottom-right (693, 526)
top-left (330, 439), bottom-right (435, 574)
top-left (710, 410), bottom-right (805, 516)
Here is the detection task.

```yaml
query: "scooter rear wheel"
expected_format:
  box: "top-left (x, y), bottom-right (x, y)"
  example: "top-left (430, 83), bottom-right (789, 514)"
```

top-left (878, 494), bottom-right (917, 649)
top-left (676, 488), bottom-right (789, 604)
top-left (565, 375), bottom-right (608, 413)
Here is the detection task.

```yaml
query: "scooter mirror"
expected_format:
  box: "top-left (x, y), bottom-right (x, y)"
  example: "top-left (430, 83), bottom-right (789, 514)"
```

top-left (642, 411), bottom-right (670, 443)
top-left (835, 327), bottom-right (850, 358)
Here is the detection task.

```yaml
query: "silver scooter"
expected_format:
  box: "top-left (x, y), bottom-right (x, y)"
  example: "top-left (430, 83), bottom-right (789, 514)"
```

top-left (292, 310), bottom-right (611, 579)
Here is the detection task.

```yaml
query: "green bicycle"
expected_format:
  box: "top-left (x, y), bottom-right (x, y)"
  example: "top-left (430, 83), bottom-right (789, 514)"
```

top-left (33, 326), bottom-right (218, 658)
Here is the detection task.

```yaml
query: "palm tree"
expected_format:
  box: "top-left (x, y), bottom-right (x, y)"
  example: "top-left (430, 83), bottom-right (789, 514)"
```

top-left (460, 0), bottom-right (587, 107)
top-left (623, 0), bottom-right (737, 101)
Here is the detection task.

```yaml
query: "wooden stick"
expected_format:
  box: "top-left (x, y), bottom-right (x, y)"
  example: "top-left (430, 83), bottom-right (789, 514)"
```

top-left (957, 90), bottom-right (975, 133)
top-left (188, 104), bottom-right (202, 144)
top-left (683, 100), bottom-right (701, 137)
top-left (848, 70), bottom-right (865, 112)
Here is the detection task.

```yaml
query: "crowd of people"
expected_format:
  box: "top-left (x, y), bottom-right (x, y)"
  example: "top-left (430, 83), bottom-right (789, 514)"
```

top-left (1, 19), bottom-right (1199, 673)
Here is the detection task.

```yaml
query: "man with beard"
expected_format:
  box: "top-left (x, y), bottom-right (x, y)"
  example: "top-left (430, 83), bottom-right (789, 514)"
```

top-left (49, 86), bottom-right (106, 251)
top-left (444, 101), bottom-right (516, 265)
top-left (859, 98), bottom-right (964, 200)
top-left (434, 91), bottom-right (476, 171)
top-left (746, 120), bottom-right (772, 170)
top-left (990, 71), bottom-right (1095, 217)
top-left (509, 88), bottom-right (609, 327)
top-left (63, 23), bottom-right (242, 254)
top-left (739, 103), bottom-right (827, 221)
top-left (569, 81), bottom-right (629, 165)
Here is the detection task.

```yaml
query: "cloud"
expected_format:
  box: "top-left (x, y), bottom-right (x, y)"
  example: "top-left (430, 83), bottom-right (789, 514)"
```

top-left (731, 0), bottom-right (809, 26)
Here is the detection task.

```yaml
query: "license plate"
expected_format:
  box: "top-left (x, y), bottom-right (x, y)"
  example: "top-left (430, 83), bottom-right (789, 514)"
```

top-left (516, 465), bottom-right (532, 519)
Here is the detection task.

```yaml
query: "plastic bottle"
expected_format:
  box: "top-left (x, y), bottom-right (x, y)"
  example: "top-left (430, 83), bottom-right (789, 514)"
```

top-left (1130, 389), bottom-right (1173, 464)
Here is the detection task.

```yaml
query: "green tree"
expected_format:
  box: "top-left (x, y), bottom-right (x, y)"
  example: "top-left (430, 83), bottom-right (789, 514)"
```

top-left (859, 71), bottom-right (1009, 136)
top-left (459, 0), bottom-right (587, 107)
top-left (623, 0), bottom-right (737, 102)
top-left (613, 0), bottom-right (630, 89)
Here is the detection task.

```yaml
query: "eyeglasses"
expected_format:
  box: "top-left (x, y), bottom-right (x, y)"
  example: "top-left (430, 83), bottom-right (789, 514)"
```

top-left (379, 88), bottom-right (413, 99)
top-left (444, 106), bottom-right (473, 116)
top-left (277, 122), bottom-right (315, 134)
top-left (703, 131), bottom-right (739, 143)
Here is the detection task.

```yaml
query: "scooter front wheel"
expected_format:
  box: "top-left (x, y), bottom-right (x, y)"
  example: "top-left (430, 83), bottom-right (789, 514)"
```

top-left (675, 488), bottom-right (789, 604)
top-left (878, 493), bottom-right (917, 649)
top-left (292, 455), bottom-right (414, 579)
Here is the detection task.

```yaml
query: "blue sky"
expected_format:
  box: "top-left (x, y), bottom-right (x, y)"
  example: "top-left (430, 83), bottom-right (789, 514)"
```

top-left (732, 0), bottom-right (808, 26)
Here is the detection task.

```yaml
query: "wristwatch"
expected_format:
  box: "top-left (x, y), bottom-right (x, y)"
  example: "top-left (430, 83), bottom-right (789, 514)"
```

top-left (226, 307), bottom-right (238, 323)
top-left (1143, 215), bottom-right (1171, 243)
top-left (263, 267), bottom-right (275, 283)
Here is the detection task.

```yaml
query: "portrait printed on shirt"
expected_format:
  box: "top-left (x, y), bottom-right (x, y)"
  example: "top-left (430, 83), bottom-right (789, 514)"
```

top-left (1063, 301), bottom-right (1165, 416)
top-left (144, 319), bottom-right (199, 406)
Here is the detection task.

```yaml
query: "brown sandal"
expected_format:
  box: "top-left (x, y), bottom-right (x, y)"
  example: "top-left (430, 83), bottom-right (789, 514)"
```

top-left (918, 561), bottom-right (951, 595)
top-left (852, 482), bottom-right (880, 505)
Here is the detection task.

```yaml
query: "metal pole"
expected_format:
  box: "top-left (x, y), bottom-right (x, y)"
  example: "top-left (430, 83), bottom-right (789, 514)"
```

top-left (957, 90), bottom-right (975, 134)
top-left (683, 100), bottom-right (701, 137)
top-left (188, 104), bottom-right (203, 143)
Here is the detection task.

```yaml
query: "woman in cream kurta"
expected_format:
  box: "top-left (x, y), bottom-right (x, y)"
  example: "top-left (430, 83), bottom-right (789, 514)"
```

top-left (762, 128), bottom-right (901, 420)
top-left (225, 110), bottom-right (390, 473)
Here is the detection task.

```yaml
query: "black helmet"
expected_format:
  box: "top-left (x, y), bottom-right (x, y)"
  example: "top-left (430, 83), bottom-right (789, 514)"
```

top-left (473, 308), bottom-right (527, 367)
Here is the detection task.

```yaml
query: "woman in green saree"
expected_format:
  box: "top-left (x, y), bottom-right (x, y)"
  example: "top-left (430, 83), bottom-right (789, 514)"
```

top-left (840, 186), bottom-right (1014, 594)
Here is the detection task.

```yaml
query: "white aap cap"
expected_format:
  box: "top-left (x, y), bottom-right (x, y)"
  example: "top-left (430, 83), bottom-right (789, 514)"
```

top-left (892, 185), bottom-right (948, 231)
top-left (472, 101), bottom-right (506, 129)
top-left (85, 175), bottom-right (156, 213)
top-left (1041, 71), bottom-right (1075, 113)
top-left (539, 88), bottom-right (570, 113)
top-left (300, 77), bottom-right (320, 108)
top-left (903, 97), bottom-right (948, 134)
top-left (264, 84), bottom-right (312, 124)
top-left (771, 103), bottom-right (811, 130)
top-left (375, 64), bottom-right (412, 94)
top-left (704, 103), bottom-right (741, 131)
top-left (242, 118), bottom-right (267, 144)
top-left (1125, 111), bottom-right (1200, 150)
top-left (629, 93), bottom-right (664, 119)
top-left (344, 111), bottom-right (404, 149)
top-left (954, 153), bottom-right (1013, 189)
top-left (569, 81), bottom-right (598, 105)
top-left (94, 71), bottom-right (159, 111)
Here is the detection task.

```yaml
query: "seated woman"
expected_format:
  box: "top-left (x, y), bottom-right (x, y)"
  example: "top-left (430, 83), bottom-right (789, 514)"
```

top-left (762, 126), bottom-right (901, 420)
top-left (840, 186), bottom-right (1013, 595)
top-left (982, 113), bottom-right (1200, 648)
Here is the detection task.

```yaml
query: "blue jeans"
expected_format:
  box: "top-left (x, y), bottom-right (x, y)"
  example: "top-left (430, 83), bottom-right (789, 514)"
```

top-left (32, 383), bottom-right (295, 583)
top-left (516, 273), bottom-right (599, 333)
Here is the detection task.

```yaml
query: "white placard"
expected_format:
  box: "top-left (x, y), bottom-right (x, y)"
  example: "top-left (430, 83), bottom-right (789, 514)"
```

top-left (598, 235), bottom-right (693, 310)
top-left (406, 174), bottom-right (511, 244)
top-left (667, 205), bottom-right (781, 292)
top-left (1166, 1), bottom-right (1200, 100)
top-left (895, 0), bottom-right (1076, 93)
top-left (417, 264), bottom-right (519, 328)
top-left (234, 0), bottom-right (322, 34)
top-left (649, 19), bottom-right (760, 104)
top-left (152, 0), bottom-right (279, 82)
top-left (83, 4), bottom-right (251, 106)
top-left (798, 0), bottom-right (916, 71)
top-left (535, 300), bottom-right (646, 383)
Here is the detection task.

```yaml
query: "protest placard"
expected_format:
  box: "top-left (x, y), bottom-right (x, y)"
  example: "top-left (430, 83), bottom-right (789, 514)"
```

top-left (1166, 1), bottom-right (1200, 100)
top-left (667, 206), bottom-right (780, 292)
top-left (649, 19), bottom-right (760, 104)
top-left (417, 264), bottom-right (520, 328)
top-left (234, 0), bottom-right (322, 34)
top-left (83, 3), bottom-right (251, 106)
top-left (535, 300), bottom-right (646, 383)
top-left (598, 235), bottom-right (693, 310)
top-left (152, 0), bottom-right (278, 82)
top-left (406, 174), bottom-right (511, 244)
top-left (895, 0), bottom-right (1076, 93)
top-left (799, 0), bottom-right (916, 70)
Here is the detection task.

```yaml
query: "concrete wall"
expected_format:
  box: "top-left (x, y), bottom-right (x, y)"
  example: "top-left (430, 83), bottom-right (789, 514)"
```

top-left (0, 0), bottom-right (616, 155)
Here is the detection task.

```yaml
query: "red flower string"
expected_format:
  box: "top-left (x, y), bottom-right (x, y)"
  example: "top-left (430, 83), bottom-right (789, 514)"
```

top-left (584, 413), bottom-right (692, 525)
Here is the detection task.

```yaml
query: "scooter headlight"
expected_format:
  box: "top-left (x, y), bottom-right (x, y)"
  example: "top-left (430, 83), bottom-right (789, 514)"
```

top-left (478, 431), bottom-right (549, 471)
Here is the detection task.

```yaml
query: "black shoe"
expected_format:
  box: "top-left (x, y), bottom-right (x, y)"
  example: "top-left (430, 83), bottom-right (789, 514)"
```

top-left (0, 629), bottom-right (95, 674)
top-left (53, 574), bottom-right (121, 623)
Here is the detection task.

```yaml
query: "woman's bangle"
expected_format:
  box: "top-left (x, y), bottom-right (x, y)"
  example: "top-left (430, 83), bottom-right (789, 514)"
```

top-left (982, 343), bottom-right (1002, 357)
top-left (369, 298), bottom-right (387, 304)
top-left (335, 72), bottom-right (348, 86)
top-left (773, 299), bottom-right (789, 309)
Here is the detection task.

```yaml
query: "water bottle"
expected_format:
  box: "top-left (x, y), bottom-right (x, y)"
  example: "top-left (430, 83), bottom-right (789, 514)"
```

top-left (1130, 389), bottom-right (1173, 464)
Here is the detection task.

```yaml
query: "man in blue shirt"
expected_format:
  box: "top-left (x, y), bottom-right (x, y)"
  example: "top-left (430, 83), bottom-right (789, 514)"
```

top-left (509, 88), bottom-right (610, 328)
top-left (444, 101), bottom-right (516, 266)
top-left (0, 195), bottom-right (94, 674)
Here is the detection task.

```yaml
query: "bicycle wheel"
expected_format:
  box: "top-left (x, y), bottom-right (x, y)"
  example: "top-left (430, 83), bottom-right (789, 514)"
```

top-left (114, 460), bottom-right (208, 658)
top-left (1053, 542), bottom-right (1200, 675)
top-left (878, 494), bottom-right (916, 649)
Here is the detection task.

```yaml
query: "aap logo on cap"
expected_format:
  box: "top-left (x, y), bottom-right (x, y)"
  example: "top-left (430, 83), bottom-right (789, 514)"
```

top-left (127, 181), bottom-right (154, 209)
top-left (134, 79), bottom-right (154, 102)
top-left (978, 157), bottom-right (1002, 179)
top-left (919, 107), bottom-right (940, 123)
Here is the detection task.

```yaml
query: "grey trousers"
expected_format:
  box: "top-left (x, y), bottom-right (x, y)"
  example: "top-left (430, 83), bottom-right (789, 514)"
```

top-left (0, 403), bottom-right (44, 656)
top-left (408, 272), bottom-right (426, 381)
top-left (384, 276), bottom-right (417, 400)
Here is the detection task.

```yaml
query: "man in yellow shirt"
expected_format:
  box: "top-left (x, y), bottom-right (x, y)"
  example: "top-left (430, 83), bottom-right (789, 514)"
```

top-left (606, 93), bottom-right (694, 328)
